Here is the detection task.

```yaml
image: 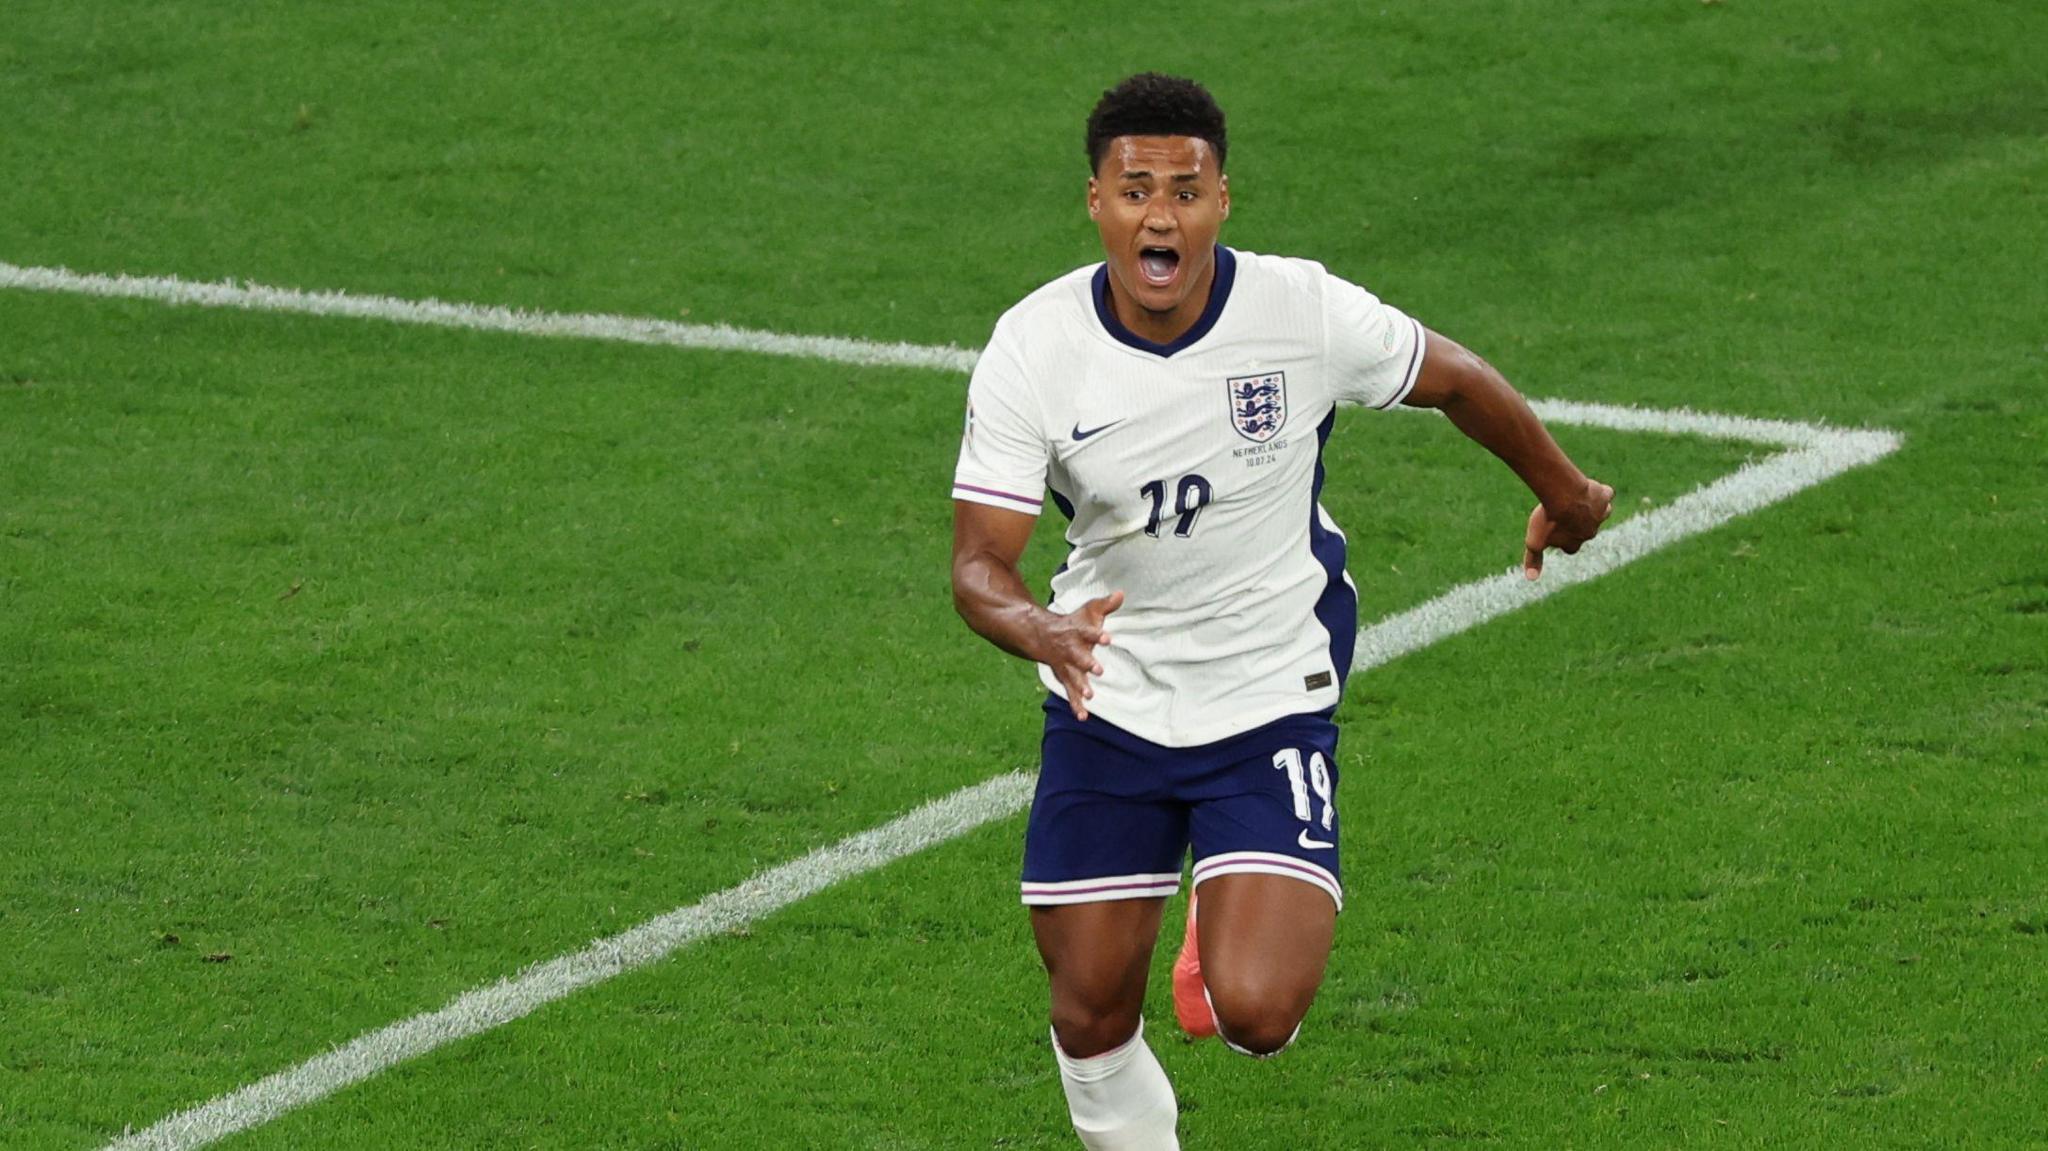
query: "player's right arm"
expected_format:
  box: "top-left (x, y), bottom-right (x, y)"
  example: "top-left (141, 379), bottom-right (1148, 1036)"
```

top-left (950, 502), bottom-right (1122, 721)
top-left (948, 324), bottom-right (1120, 720)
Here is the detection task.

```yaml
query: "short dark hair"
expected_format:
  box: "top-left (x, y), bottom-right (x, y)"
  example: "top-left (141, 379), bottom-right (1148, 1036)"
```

top-left (1085, 73), bottom-right (1227, 174)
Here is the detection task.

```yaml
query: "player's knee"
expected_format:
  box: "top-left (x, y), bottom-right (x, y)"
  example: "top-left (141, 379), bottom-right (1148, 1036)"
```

top-left (1049, 993), bottom-right (1144, 1059)
top-left (1206, 977), bottom-right (1313, 1057)
top-left (1212, 1004), bottom-right (1304, 1057)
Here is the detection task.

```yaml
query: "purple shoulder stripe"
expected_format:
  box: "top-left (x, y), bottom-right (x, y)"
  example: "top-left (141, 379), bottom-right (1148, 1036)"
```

top-left (1375, 315), bottom-right (1426, 410)
top-left (954, 482), bottom-right (1043, 507)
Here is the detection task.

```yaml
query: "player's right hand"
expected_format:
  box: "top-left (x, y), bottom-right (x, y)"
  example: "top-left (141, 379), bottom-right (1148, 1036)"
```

top-left (1036, 591), bottom-right (1124, 721)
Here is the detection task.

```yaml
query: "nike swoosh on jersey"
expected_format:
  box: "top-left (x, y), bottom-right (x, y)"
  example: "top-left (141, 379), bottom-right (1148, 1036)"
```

top-left (1297, 830), bottom-right (1335, 850)
top-left (1071, 420), bottom-right (1122, 441)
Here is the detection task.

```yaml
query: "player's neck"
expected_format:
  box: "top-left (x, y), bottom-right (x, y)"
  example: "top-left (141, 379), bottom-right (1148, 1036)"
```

top-left (1106, 255), bottom-right (1217, 347)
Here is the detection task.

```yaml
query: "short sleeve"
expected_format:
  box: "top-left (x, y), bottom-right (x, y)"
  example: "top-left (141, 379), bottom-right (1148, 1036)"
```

top-left (951, 335), bottom-right (1049, 516)
top-left (1324, 272), bottom-right (1426, 410)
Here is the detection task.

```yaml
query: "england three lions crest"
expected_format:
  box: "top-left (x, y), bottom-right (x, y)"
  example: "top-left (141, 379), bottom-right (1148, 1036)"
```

top-left (1226, 371), bottom-right (1287, 443)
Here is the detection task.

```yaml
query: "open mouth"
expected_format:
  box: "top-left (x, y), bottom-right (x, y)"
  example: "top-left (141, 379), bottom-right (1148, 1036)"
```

top-left (1137, 246), bottom-right (1181, 288)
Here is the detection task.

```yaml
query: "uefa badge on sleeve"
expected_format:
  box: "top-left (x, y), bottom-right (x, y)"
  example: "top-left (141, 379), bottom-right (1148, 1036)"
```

top-left (1226, 371), bottom-right (1287, 443)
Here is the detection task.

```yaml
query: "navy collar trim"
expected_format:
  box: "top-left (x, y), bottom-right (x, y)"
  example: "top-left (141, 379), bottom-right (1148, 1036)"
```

top-left (1091, 244), bottom-right (1236, 358)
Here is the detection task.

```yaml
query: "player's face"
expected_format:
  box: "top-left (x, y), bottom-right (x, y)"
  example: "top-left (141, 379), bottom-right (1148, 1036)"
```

top-left (1088, 135), bottom-right (1230, 326)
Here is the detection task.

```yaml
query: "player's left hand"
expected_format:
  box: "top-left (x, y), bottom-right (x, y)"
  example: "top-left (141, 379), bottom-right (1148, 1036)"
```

top-left (1523, 477), bottom-right (1614, 580)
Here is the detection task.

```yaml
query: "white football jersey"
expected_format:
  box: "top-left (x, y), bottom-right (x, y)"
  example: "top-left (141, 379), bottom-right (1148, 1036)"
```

top-left (952, 246), bottom-right (1425, 747)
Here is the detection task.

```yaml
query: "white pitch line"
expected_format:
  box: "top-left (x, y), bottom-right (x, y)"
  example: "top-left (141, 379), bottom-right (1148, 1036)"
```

top-left (1354, 425), bottom-right (1900, 669)
top-left (1524, 397), bottom-right (1863, 450)
top-left (0, 260), bottom-right (983, 375)
top-left (5, 259), bottom-right (1900, 1149)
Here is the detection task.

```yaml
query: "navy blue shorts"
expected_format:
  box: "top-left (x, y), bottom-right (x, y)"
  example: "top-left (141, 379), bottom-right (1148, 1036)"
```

top-left (1020, 696), bottom-right (1344, 911)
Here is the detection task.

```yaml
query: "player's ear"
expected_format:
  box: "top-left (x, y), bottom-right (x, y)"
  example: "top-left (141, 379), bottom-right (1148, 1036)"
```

top-left (1087, 177), bottom-right (1100, 219)
top-left (1218, 173), bottom-right (1230, 219)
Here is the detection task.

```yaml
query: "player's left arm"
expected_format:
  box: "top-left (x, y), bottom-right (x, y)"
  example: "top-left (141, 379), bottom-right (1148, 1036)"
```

top-left (1401, 329), bottom-right (1615, 579)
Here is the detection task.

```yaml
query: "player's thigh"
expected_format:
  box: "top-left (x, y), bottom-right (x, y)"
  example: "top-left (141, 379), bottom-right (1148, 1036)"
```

top-left (1193, 871), bottom-right (1335, 1007)
top-left (1031, 897), bottom-right (1169, 1057)
top-left (1031, 896), bottom-right (1170, 989)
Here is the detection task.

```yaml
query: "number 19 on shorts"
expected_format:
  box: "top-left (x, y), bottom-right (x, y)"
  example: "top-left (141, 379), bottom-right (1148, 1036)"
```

top-left (1272, 748), bottom-right (1335, 832)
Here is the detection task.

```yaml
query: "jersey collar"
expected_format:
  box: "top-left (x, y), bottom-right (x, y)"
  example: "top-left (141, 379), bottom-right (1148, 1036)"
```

top-left (1091, 244), bottom-right (1237, 358)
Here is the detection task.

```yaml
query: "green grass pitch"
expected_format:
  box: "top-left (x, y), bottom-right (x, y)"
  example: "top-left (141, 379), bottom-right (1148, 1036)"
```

top-left (3, 1), bottom-right (2045, 1147)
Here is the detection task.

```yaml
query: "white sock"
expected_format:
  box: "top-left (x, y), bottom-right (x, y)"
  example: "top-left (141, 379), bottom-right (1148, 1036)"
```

top-left (1052, 1019), bottom-right (1180, 1150)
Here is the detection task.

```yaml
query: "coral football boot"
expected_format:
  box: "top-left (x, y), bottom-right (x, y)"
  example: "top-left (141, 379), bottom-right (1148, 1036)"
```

top-left (1171, 893), bottom-right (1217, 1038)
